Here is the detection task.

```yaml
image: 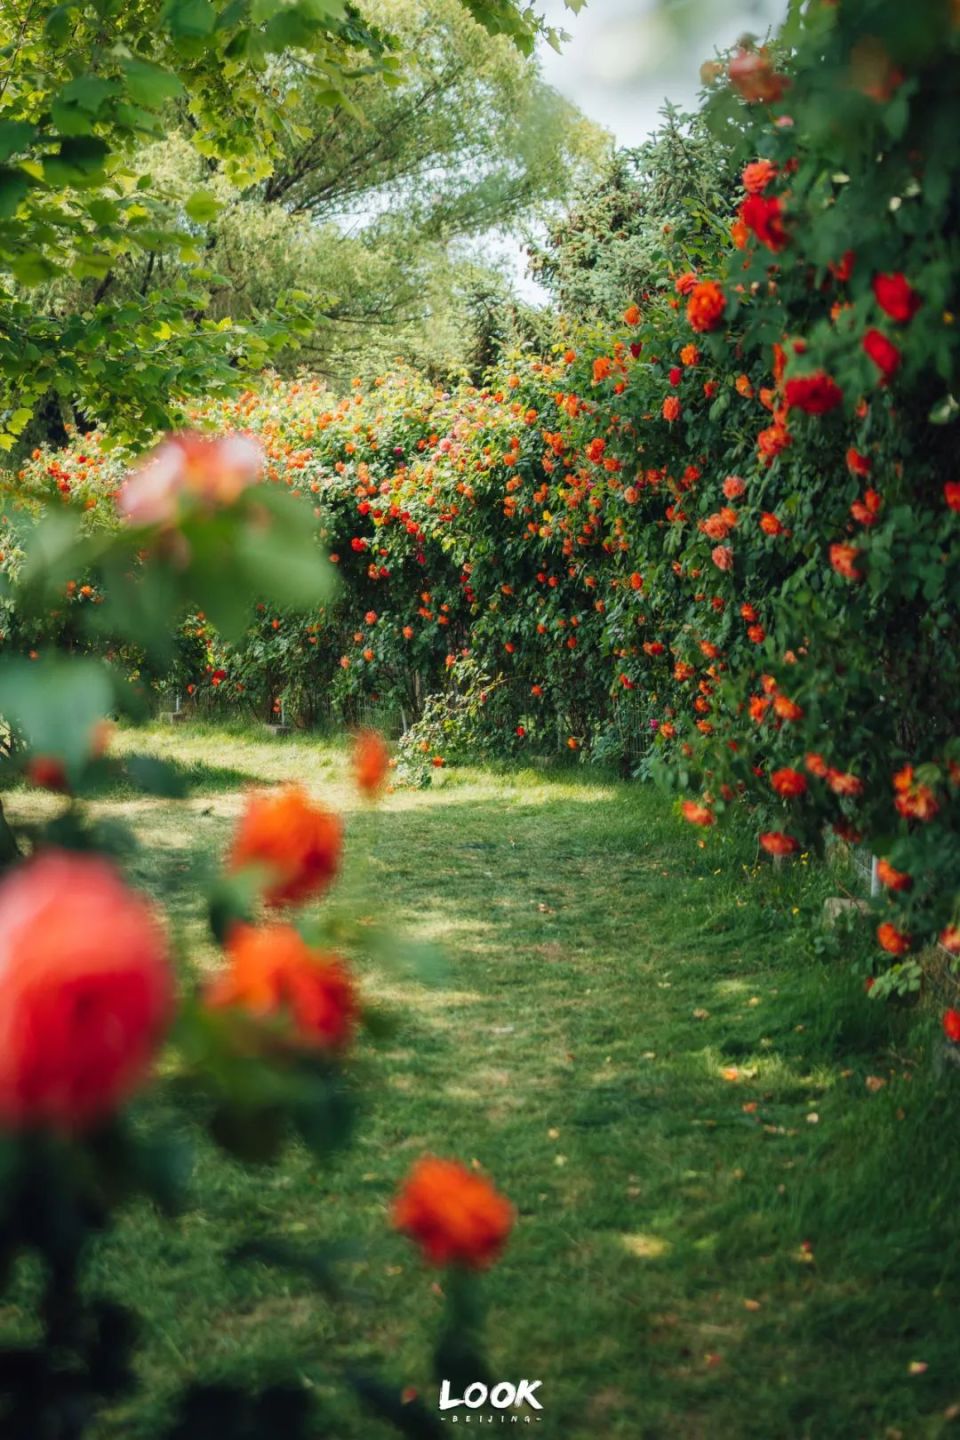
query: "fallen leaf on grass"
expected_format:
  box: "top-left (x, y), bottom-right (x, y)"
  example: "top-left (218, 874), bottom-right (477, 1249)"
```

top-left (622, 1232), bottom-right (670, 1259)
top-left (865, 1075), bottom-right (887, 1093)
top-left (743, 1299), bottom-right (762, 1311)
top-left (693, 1008), bottom-right (711, 1020)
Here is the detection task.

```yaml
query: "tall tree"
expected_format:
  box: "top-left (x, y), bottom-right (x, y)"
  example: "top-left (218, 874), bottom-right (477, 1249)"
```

top-left (0, 0), bottom-right (581, 449)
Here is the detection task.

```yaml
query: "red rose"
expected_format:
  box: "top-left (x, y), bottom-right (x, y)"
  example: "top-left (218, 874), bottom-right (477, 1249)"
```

top-left (0, 852), bottom-right (171, 1130)
top-left (739, 194), bottom-right (788, 252)
top-left (863, 329), bottom-right (901, 380)
top-left (943, 482), bottom-right (960, 512)
top-left (943, 1010), bottom-right (960, 1043)
top-left (785, 372), bottom-right (843, 414)
top-left (873, 273), bottom-right (921, 323)
top-left (846, 447), bottom-right (871, 477)
top-left (829, 250), bottom-right (856, 283)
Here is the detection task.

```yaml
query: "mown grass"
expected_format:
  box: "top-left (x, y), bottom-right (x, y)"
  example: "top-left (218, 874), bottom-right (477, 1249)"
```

top-left (4, 723), bottom-right (960, 1439)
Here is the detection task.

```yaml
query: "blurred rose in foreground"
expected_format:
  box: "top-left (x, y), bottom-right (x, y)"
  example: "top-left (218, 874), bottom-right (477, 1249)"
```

top-left (392, 1156), bottom-right (514, 1268)
top-left (0, 852), bottom-right (172, 1130)
top-left (229, 784), bottom-right (343, 907)
top-left (118, 432), bottom-right (263, 525)
top-left (208, 923), bottom-right (357, 1051)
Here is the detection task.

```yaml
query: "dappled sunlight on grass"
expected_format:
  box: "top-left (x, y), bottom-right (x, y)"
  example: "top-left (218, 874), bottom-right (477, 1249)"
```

top-left (9, 725), bottom-right (959, 1439)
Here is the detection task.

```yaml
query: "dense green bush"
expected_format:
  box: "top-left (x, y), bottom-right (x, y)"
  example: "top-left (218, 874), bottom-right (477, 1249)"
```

top-left (7, 0), bottom-right (960, 979)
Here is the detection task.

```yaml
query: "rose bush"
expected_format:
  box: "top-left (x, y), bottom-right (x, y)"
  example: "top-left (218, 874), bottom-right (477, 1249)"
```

top-left (6, 0), bottom-right (959, 989)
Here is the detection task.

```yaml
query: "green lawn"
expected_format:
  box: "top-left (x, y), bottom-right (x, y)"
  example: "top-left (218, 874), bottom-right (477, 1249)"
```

top-left (5, 725), bottom-right (960, 1439)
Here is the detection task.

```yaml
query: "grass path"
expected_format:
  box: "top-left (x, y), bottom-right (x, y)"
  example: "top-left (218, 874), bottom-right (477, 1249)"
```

top-left (6, 727), bottom-right (960, 1438)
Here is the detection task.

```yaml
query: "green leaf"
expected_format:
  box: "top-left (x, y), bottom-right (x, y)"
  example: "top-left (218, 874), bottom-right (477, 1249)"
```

top-left (164, 0), bottom-right (217, 38)
top-left (0, 657), bottom-right (114, 773)
top-left (44, 4), bottom-right (77, 43)
top-left (121, 58), bottom-right (185, 108)
top-left (52, 75), bottom-right (119, 129)
top-left (185, 189), bottom-right (221, 223)
top-left (929, 394), bottom-right (959, 425)
top-left (42, 135), bottom-right (110, 188)
top-left (0, 121), bottom-right (34, 164)
top-left (0, 167), bottom-right (30, 218)
top-left (13, 252), bottom-right (59, 285)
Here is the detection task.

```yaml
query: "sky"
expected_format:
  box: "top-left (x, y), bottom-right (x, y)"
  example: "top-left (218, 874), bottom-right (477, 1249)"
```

top-left (504, 0), bottom-right (784, 298)
top-left (535, 0), bottom-right (785, 148)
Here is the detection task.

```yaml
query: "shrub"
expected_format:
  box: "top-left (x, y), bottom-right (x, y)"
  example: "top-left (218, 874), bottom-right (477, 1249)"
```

top-left (7, 0), bottom-right (960, 981)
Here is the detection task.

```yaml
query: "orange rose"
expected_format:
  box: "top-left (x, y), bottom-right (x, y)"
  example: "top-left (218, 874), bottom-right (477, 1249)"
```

top-left (208, 923), bottom-right (356, 1051)
top-left (760, 832), bottom-right (799, 856)
top-left (230, 785), bottom-right (342, 906)
top-left (877, 922), bottom-right (911, 956)
top-left (876, 858), bottom-right (912, 892)
top-left (827, 769), bottom-right (863, 798)
top-left (830, 543), bottom-right (863, 582)
top-left (892, 765), bottom-right (939, 822)
top-left (353, 729), bottom-right (390, 798)
top-left (728, 47), bottom-right (788, 104)
top-left (742, 158), bottom-right (778, 194)
top-left (686, 280), bottom-right (727, 334)
top-left (771, 768), bottom-right (807, 798)
top-left (0, 852), bottom-right (171, 1130)
top-left (392, 1156), bottom-right (514, 1268)
top-left (681, 801), bottom-right (714, 827)
top-left (773, 695), bottom-right (803, 721)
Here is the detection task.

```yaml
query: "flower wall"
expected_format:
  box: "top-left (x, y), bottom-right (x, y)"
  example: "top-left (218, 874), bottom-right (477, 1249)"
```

top-left (6, 0), bottom-right (960, 979)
